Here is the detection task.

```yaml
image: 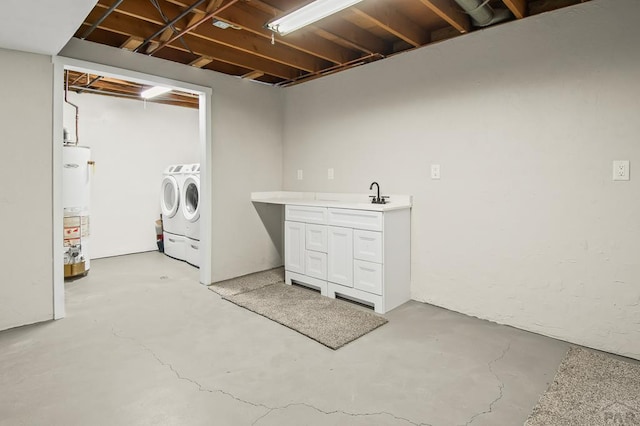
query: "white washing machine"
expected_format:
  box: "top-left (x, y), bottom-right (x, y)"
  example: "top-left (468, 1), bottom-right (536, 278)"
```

top-left (160, 164), bottom-right (188, 261)
top-left (182, 164), bottom-right (201, 267)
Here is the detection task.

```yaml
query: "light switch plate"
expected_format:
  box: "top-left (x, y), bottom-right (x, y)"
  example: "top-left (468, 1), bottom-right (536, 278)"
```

top-left (431, 164), bottom-right (441, 180)
top-left (297, 169), bottom-right (303, 180)
top-left (613, 160), bottom-right (630, 181)
top-left (328, 168), bottom-right (334, 180)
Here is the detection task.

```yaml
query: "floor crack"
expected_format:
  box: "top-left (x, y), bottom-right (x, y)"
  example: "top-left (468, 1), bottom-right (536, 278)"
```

top-left (252, 402), bottom-right (433, 426)
top-left (461, 341), bottom-right (512, 426)
top-left (111, 328), bottom-right (432, 426)
top-left (111, 328), bottom-right (270, 410)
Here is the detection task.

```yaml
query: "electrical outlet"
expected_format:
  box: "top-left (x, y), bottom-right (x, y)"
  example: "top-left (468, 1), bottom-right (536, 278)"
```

top-left (328, 168), bottom-right (334, 180)
top-left (297, 169), bottom-right (303, 180)
top-left (431, 164), bottom-right (441, 180)
top-left (612, 160), bottom-right (630, 181)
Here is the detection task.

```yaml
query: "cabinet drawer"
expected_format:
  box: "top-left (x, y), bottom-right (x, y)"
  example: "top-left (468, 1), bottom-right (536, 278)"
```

top-left (328, 208), bottom-right (382, 231)
top-left (305, 250), bottom-right (327, 280)
top-left (354, 260), bottom-right (383, 295)
top-left (305, 224), bottom-right (327, 253)
top-left (286, 205), bottom-right (327, 224)
top-left (353, 230), bottom-right (382, 263)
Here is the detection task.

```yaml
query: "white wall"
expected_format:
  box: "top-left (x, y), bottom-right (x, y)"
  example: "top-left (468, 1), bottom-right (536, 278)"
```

top-left (0, 48), bottom-right (54, 330)
top-left (282, 0), bottom-right (640, 360)
top-left (59, 39), bottom-right (284, 282)
top-left (63, 92), bottom-right (199, 259)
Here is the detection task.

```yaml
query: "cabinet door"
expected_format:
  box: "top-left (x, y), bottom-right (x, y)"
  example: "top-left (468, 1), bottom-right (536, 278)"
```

top-left (284, 221), bottom-right (305, 274)
top-left (328, 226), bottom-right (353, 286)
top-left (305, 250), bottom-right (327, 280)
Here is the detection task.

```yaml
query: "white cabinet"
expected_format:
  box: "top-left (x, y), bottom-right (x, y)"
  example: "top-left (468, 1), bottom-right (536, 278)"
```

top-left (284, 204), bottom-right (410, 314)
top-left (284, 221), bottom-right (305, 274)
top-left (327, 226), bottom-right (353, 286)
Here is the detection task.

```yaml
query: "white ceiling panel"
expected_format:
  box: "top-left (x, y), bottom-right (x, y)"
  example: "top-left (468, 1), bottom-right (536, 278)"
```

top-left (0, 0), bottom-right (98, 55)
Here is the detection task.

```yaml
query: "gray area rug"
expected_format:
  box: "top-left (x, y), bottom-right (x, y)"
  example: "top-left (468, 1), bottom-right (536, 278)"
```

top-left (525, 346), bottom-right (640, 426)
top-left (225, 282), bottom-right (387, 350)
top-left (209, 267), bottom-right (284, 297)
top-left (209, 269), bottom-right (387, 349)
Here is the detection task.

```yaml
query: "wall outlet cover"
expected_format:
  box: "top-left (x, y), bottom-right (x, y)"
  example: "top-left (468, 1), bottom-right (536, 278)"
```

top-left (612, 160), bottom-right (630, 181)
top-left (297, 169), bottom-right (303, 180)
top-left (431, 164), bottom-right (441, 180)
top-left (328, 168), bottom-right (334, 180)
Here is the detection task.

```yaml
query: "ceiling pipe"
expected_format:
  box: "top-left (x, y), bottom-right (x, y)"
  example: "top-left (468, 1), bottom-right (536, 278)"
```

top-left (453, 0), bottom-right (511, 27)
top-left (77, 76), bottom-right (103, 94)
top-left (150, 0), bottom-right (240, 56)
top-left (64, 71), bottom-right (80, 146)
top-left (80, 0), bottom-right (125, 39)
top-left (134, 0), bottom-right (208, 53)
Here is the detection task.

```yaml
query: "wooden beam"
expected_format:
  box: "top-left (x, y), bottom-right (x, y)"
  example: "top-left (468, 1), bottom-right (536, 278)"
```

top-left (215, 2), bottom-right (358, 65)
top-left (245, 0), bottom-right (389, 55)
top-left (120, 35), bottom-right (144, 50)
top-left (158, 0), bottom-right (359, 65)
top-left (95, 0), bottom-right (327, 73)
top-left (186, 0), bottom-right (223, 27)
top-left (241, 70), bottom-right (264, 80)
top-left (501, 0), bottom-right (527, 18)
top-left (80, 10), bottom-right (301, 80)
top-left (316, 19), bottom-right (390, 55)
top-left (417, 0), bottom-right (471, 33)
top-left (189, 55), bottom-right (214, 68)
top-left (352, 0), bottom-right (430, 47)
top-left (159, 28), bottom-right (175, 42)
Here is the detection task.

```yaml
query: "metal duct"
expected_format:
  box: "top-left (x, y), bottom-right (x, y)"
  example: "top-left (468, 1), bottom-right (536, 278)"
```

top-left (453, 0), bottom-right (512, 27)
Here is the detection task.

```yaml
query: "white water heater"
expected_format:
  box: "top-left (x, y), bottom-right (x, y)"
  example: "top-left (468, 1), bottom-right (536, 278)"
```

top-left (63, 145), bottom-right (93, 278)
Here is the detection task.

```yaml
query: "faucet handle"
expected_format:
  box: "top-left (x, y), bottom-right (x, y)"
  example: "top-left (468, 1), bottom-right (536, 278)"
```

top-left (369, 195), bottom-right (377, 204)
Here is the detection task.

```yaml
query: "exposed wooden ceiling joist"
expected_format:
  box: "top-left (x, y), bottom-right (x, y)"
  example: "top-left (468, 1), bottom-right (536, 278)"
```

top-left (502, 0), bottom-right (527, 18)
top-left (94, 0), bottom-right (325, 73)
top-left (64, 70), bottom-right (199, 109)
top-left (417, 0), bottom-right (471, 33)
top-left (189, 55), bottom-right (214, 67)
top-left (352, 0), bottom-right (430, 47)
top-left (72, 0), bottom-right (591, 89)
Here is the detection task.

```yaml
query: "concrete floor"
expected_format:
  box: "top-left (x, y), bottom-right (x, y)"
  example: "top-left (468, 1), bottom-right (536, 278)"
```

top-left (0, 252), bottom-right (570, 426)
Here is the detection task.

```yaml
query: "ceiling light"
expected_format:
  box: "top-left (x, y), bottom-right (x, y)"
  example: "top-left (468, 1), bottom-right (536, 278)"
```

top-left (212, 19), bottom-right (232, 29)
top-left (141, 86), bottom-right (171, 99)
top-left (266, 0), bottom-right (363, 36)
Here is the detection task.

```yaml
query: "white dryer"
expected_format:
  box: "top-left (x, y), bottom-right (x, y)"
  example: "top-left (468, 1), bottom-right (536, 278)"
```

top-left (182, 164), bottom-right (201, 267)
top-left (160, 164), bottom-right (188, 261)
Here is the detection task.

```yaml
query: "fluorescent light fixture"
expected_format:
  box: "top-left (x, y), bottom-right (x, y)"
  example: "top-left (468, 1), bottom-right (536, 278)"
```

top-left (141, 86), bottom-right (171, 99)
top-left (266, 0), bottom-right (363, 36)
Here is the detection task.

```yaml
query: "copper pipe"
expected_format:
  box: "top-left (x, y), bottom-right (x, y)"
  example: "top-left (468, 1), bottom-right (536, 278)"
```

top-left (64, 71), bottom-right (80, 145)
top-left (149, 0), bottom-right (241, 56)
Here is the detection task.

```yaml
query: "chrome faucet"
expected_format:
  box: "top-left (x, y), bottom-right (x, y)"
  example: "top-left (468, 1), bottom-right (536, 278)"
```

top-left (369, 182), bottom-right (389, 204)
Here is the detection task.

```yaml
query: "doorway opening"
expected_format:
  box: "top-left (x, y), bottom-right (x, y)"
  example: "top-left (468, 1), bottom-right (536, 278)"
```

top-left (53, 57), bottom-right (213, 319)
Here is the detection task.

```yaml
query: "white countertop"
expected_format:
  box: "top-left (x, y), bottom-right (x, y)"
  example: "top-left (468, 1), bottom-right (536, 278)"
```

top-left (251, 191), bottom-right (412, 212)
